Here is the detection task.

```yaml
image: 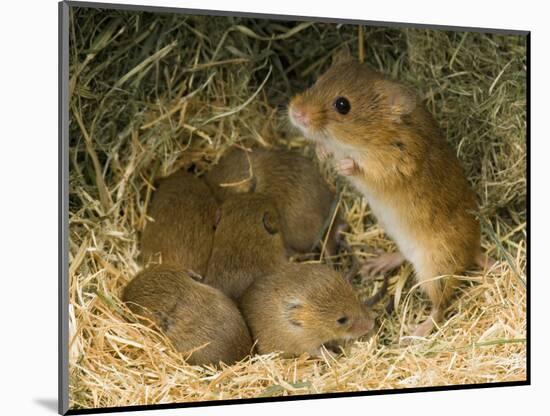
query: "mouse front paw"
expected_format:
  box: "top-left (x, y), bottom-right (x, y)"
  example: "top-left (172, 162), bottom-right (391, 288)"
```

top-left (307, 346), bottom-right (337, 360)
top-left (336, 157), bottom-right (360, 176)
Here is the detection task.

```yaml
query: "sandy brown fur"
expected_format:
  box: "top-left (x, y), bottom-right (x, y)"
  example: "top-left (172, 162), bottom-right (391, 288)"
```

top-left (204, 147), bottom-right (345, 255)
top-left (240, 263), bottom-right (374, 357)
top-left (140, 169), bottom-right (218, 276)
top-left (204, 193), bottom-right (288, 300)
top-left (289, 59), bottom-right (481, 334)
top-left (122, 264), bottom-right (252, 366)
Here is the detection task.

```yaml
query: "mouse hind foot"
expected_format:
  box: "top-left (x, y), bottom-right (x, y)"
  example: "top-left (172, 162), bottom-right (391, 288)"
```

top-left (361, 251), bottom-right (405, 279)
top-left (475, 251), bottom-right (497, 271)
top-left (411, 272), bottom-right (457, 338)
top-left (411, 310), bottom-right (440, 338)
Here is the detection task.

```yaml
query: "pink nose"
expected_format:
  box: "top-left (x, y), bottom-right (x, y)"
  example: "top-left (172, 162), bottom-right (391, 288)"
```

top-left (291, 107), bottom-right (310, 127)
top-left (353, 318), bottom-right (374, 336)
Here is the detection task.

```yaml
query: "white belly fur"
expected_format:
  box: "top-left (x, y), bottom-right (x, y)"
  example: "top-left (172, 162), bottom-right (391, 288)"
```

top-left (322, 140), bottom-right (425, 274)
top-left (353, 179), bottom-right (423, 269)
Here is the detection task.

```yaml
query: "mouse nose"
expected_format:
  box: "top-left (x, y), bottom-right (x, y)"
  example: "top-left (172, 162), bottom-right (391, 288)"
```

top-left (290, 106), bottom-right (310, 128)
top-left (352, 318), bottom-right (375, 337)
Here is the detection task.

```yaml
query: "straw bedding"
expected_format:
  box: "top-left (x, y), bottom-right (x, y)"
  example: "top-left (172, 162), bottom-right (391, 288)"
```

top-left (68, 7), bottom-right (527, 409)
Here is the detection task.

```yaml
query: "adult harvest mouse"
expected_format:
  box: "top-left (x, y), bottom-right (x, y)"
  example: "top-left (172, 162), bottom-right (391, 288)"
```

top-left (240, 262), bottom-right (374, 357)
top-left (122, 264), bottom-right (252, 366)
top-left (140, 169), bottom-right (218, 276)
top-left (204, 147), bottom-right (346, 256)
top-left (203, 193), bottom-right (288, 300)
top-left (288, 52), bottom-right (490, 337)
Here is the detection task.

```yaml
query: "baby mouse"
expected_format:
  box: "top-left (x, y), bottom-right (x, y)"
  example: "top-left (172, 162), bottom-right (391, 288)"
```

top-left (240, 262), bottom-right (375, 358)
top-left (203, 193), bottom-right (288, 301)
top-left (122, 264), bottom-right (252, 366)
top-left (204, 147), bottom-right (346, 257)
top-left (140, 169), bottom-right (218, 276)
top-left (288, 51), bottom-right (491, 337)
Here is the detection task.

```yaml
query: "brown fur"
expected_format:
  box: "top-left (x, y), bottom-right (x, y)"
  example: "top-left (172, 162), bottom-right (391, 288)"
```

top-left (288, 59), bottom-right (481, 335)
top-left (122, 264), bottom-right (252, 366)
top-left (240, 263), bottom-right (375, 357)
top-left (140, 169), bottom-right (218, 276)
top-left (204, 193), bottom-right (288, 301)
top-left (204, 147), bottom-right (345, 255)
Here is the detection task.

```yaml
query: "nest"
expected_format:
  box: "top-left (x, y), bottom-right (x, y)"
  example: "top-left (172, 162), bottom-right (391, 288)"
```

top-left (68, 7), bottom-right (527, 410)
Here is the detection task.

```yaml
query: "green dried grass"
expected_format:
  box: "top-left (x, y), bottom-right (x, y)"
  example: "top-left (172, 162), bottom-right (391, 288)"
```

top-left (68, 7), bottom-right (527, 410)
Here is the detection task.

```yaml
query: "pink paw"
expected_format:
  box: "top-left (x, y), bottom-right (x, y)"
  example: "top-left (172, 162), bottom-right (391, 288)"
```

top-left (336, 157), bottom-right (359, 176)
top-left (411, 317), bottom-right (435, 338)
top-left (361, 251), bottom-right (405, 278)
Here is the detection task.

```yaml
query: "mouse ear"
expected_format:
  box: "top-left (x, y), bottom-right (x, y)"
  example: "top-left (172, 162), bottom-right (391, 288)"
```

top-left (262, 210), bottom-right (279, 235)
top-left (380, 80), bottom-right (417, 118)
top-left (284, 299), bottom-right (303, 327)
top-left (186, 269), bottom-right (204, 283)
top-left (331, 45), bottom-right (353, 66)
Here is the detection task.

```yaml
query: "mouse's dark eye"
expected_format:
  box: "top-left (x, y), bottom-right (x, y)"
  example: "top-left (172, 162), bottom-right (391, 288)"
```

top-left (337, 316), bottom-right (349, 325)
top-left (333, 97), bottom-right (351, 115)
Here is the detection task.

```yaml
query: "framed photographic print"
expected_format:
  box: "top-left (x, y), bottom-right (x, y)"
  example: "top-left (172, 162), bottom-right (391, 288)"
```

top-left (59, 1), bottom-right (529, 414)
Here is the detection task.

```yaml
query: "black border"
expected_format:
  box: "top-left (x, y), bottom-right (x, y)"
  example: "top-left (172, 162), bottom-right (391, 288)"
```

top-left (525, 32), bottom-right (531, 384)
top-left (64, 0), bottom-right (529, 35)
top-left (65, 382), bottom-right (528, 415)
top-left (59, 1), bottom-right (70, 415)
top-left (59, 2), bottom-right (531, 415)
